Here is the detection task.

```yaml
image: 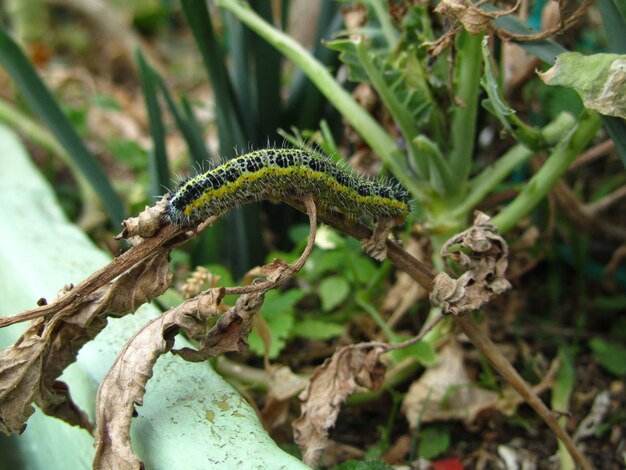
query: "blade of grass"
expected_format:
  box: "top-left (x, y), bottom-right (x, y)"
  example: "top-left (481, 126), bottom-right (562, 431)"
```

top-left (552, 347), bottom-right (576, 470)
top-left (285, 2), bottom-right (343, 129)
top-left (182, 0), bottom-right (262, 275)
top-left (181, 0), bottom-right (246, 152)
top-left (149, 68), bottom-right (211, 165)
top-left (180, 96), bottom-right (212, 166)
top-left (0, 27), bottom-right (125, 225)
top-left (249, 0), bottom-right (281, 142)
top-left (136, 50), bottom-right (169, 199)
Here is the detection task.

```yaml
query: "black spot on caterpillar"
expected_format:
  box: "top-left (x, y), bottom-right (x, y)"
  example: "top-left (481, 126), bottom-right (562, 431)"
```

top-left (165, 148), bottom-right (411, 226)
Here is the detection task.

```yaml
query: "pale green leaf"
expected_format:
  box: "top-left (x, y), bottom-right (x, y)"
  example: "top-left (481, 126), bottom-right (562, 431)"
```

top-left (539, 52), bottom-right (626, 119)
top-left (319, 276), bottom-right (351, 311)
top-left (291, 319), bottom-right (345, 340)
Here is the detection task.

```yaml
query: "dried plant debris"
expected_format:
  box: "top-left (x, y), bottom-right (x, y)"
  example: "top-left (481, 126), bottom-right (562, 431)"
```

top-left (430, 212), bottom-right (511, 315)
top-left (0, 252), bottom-right (172, 435)
top-left (94, 288), bottom-right (225, 469)
top-left (92, 198), bottom-right (319, 469)
top-left (402, 340), bottom-right (559, 428)
top-left (293, 343), bottom-right (387, 467)
top-left (261, 366), bottom-right (309, 431)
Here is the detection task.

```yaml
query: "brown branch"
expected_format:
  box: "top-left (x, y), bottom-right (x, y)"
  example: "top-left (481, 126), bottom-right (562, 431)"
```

top-left (455, 315), bottom-right (595, 470)
top-left (0, 223), bottom-right (189, 328)
top-left (493, 0), bottom-right (596, 41)
top-left (569, 139), bottom-right (615, 171)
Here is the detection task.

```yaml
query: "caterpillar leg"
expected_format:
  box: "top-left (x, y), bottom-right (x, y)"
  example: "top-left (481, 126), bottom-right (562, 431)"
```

top-left (360, 218), bottom-right (399, 261)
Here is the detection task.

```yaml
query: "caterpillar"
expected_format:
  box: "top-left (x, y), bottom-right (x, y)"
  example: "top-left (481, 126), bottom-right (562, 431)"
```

top-left (165, 148), bottom-right (411, 226)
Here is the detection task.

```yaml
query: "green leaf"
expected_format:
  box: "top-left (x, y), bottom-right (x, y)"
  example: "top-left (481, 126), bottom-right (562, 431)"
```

top-left (319, 276), bottom-right (351, 311)
top-left (539, 52), bottom-right (626, 119)
top-left (391, 340), bottom-right (437, 366)
top-left (248, 289), bottom-right (306, 359)
top-left (291, 319), bottom-right (345, 340)
top-left (349, 256), bottom-right (378, 286)
top-left (262, 289), bottom-right (307, 317)
top-left (418, 426), bottom-right (450, 460)
top-left (0, 27), bottom-right (125, 225)
top-left (589, 338), bottom-right (626, 376)
top-left (303, 251), bottom-right (347, 281)
top-left (480, 36), bottom-right (544, 149)
top-left (0, 124), bottom-right (306, 469)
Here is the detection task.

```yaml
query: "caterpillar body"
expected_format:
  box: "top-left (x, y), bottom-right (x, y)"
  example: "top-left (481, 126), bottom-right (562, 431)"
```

top-left (165, 148), bottom-right (411, 226)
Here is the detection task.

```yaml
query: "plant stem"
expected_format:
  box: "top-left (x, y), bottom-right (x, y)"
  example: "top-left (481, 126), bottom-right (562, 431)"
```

top-left (449, 31), bottom-right (483, 185)
top-left (450, 112), bottom-right (576, 220)
top-left (492, 109), bottom-right (602, 233)
top-left (216, 0), bottom-right (422, 197)
top-left (455, 315), bottom-right (594, 470)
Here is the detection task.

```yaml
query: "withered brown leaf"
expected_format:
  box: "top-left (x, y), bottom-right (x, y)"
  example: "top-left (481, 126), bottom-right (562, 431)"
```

top-left (293, 344), bottom-right (387, 467)
top-left (0, 252), bottom-right (172, 436)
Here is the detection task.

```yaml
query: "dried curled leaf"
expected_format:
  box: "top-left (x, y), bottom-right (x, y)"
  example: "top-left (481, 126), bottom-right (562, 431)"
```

top-left (403, 341), bottom-right (560, 427)
top-left (0, 253), bottom-right (172, 435)
top-left (118, 198), bottom-right (168, 243)
top-left (261, 366), bottom-right (308, 431)
top-left (435, 0), bottom-right (492, 33)
top-left (93, 289), bottom-right (224, 470)
top-left (430, 212), bottom-right (511, 315)
top-left (293, 344), bottom-right (387, 467)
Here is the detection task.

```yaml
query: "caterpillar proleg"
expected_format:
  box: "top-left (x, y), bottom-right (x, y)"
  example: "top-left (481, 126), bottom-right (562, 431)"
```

top-left (165, 148), bottom-right (411, 226)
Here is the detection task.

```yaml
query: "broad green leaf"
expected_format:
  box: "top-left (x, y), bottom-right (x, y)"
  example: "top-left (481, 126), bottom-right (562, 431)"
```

top-left (320, 276), bottom-right (351, 311)
top-left (349, 256), bottom-right (378, 286)
top-left (417, 426), bottom-right (450, 460)
top-left (589, 338), bottom-right (626, 376)
top-left (0, 124), bottom-right (307, 469)
top-left (248, 289), bottom-right (306, 358)
top-left (291, 319), bottom-right (345, 340)
top-left (539, 52), bottom-right (626, 119)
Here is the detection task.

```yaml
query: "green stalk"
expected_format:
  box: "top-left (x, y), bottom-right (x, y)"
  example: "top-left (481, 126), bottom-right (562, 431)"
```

top-left (216, 0), bottom-right (421, 197)
top-left (492, 110), bottom-right (602, 233)
top-left (355, 293), bottom-right (398, 341)
top-left (450, 112), bottom-right (576, 220)
top-left (449, 31), bottom-right (483, 185)
top-left (369, 0), bottom-right (398, 47)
